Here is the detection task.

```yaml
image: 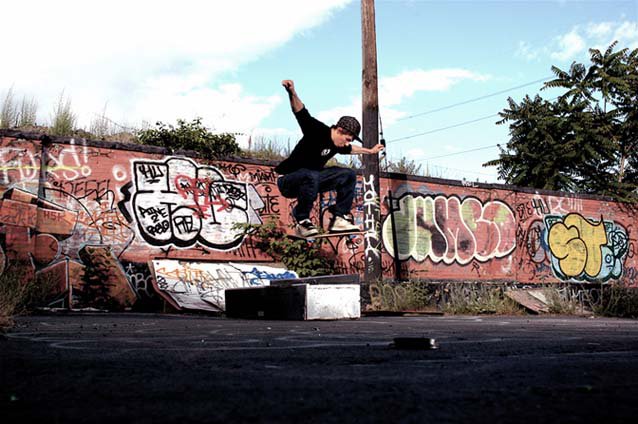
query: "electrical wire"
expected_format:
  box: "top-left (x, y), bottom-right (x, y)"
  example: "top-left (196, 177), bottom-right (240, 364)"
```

top-left (426, 163), bottom-right (496, 178)
top-left (386, 113), bottom-right (499, 144)
top-left (387, 94), bottom-right (561, 145)
top-left (414, 143), bottom-right (500, 161)
top-left (397, 76), bottom-right (552, 121)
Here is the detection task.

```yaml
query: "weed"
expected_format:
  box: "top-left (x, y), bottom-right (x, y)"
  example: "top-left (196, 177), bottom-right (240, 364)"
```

top-left (0, 267), bottom-right (57, 328)
top-left (369, 281), bottom-right (524, 315)
top-left (234, 220), bottom-right (334, 277)
top-left (242, 136), bottom-right (290, 161)
top-left (543, 287), bottom-right (583, 314)
top-left (50, 91), bottom-right (77, 136)
top-left (587, 284), bottom-right (638, 318)
top-left (18, 95), bottom-right (38, 128)
top-left (382, 157), bottom-right (423, 176)
top-left (89, 103), bottom-right (112, 139)
top-left (370, 281), bottom-right (437, 311)
top-left (442, 283), bottom-right (524, 315)
top-left (0, 86), bottom-right (18, 128)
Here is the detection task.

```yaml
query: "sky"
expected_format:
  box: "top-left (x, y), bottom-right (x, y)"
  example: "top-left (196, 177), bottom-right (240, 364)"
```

top-left (1, 0), bottom-right (637, 183)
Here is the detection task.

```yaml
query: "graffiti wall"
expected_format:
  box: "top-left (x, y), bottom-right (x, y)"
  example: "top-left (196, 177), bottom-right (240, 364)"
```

top-left (0, 131), bottom-right (636, 311)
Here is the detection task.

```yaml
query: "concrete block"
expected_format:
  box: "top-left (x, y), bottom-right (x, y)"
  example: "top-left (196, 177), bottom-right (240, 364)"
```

top-left (225, 283), bottom-right (360, 320)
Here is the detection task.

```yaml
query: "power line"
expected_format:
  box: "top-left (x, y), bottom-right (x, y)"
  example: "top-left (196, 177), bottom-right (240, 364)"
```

top-left (387, 94), bottom-right (561, 145)
top-left (397, 76), bottom-right (552, 121)
top-left (415, 143), bottom-right (500, 161)
top-left (387, 113), bottom-right (499, 144)
top-left (425, 163), bottom-right (496, 178)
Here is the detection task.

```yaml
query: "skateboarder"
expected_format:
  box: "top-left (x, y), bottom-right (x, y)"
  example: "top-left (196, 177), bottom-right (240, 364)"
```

top-left (275, 80), bottom-right (384, 237)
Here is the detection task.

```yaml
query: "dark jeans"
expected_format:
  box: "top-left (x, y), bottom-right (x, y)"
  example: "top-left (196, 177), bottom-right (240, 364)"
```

top-left (277, 167), bottom-right (357, 222)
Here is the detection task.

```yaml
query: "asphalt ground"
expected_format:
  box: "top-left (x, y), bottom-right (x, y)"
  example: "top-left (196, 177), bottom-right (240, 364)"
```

top-left (2, 313), bottom-right (638, 423)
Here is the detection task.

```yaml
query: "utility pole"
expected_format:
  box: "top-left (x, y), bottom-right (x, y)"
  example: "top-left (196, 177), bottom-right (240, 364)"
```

top-left (361, 0), bottom-right (382, 283)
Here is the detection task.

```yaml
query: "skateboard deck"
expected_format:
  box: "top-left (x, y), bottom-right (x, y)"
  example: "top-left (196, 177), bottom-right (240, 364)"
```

top-left (287, 231), bottom-right (363, 240)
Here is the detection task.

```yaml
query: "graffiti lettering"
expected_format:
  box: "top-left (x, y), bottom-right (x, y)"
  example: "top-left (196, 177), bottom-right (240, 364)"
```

top-left (51, 178), bottom-right (112, 202)
top-left (382, 194), bottom-right (516, 264)
top-left (531, 198), bottom-right (549, 215)
top-left (128, 157), bottom-right (264, 250)
top-left (47, 140), bottom-right (92, 181)
top-left (213, 163), bottom-right (247, 179)
top-left (248, 168), bottom-right (277, 184)
top-left (461, 178), bottom-right (478, 188)
top-left (259, 185), bottom-right (280, 216)
top-left (546, 195), bottom-right (583, 214)
top-left (362, 175), bottom-right (381, 269)
top-left (137, 163), bottom-right (165, 184)
top-left (546, 213), bottom-right (628, 282)
top-left (0, 146), bottom-right (39, 183)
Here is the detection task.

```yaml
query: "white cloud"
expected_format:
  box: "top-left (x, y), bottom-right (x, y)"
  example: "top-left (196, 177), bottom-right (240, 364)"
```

top-left (318, 99), bottom-right (361, 128)
top-left (250, 127), bottom-right (300, 150)
top-left (0, 0), bottom-right (352, 130)
top-left (380, 69), bottom-right (490, 106)
top-left (133, 83), bottom-right (282, 133)
top-left (614, 21), bottom-right (638, 49)
top-left (551, 29), bottom-right (587, 61)
top-left (520, 20), bottom-right (638, 63)
top-left (515, 41), bottom-right (540, 61)
top-left (406, 147), bottom-right (426, 158)
top-left (586, 22), bottom-right (613, 39)
top-left (316, 68), bottom-right (489, 130)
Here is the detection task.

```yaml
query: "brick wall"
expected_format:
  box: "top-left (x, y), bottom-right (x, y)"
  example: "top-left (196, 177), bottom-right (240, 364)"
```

top-left (1, 131), bottom-right (635, 309)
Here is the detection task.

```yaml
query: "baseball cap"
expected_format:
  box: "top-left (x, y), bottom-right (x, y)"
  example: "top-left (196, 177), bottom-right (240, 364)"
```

top-left (335, 116), bottom-right (362, 142)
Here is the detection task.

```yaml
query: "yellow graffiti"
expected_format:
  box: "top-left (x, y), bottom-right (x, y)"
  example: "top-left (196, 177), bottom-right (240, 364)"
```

top-left (548, 213), bottom-right (607, 278)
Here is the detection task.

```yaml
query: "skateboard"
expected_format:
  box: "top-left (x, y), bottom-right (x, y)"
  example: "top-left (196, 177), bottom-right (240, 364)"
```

top-left (287, 231), bottom-right (363, 241)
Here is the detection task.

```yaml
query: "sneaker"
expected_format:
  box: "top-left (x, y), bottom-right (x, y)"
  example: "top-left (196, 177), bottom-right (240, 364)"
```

top-left (295, 219), bottom-right (319, 237)
top-left (328, 214), bottom-right (360, 233)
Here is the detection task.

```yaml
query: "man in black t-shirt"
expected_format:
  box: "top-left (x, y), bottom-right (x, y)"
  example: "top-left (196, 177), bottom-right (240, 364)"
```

top-left (275, 80), bottom-right (384, 237)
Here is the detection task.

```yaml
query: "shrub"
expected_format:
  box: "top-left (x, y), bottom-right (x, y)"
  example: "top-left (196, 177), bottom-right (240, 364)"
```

top-left (235, 220), bottom-right (334, 277)
top-left (241, 136), bottom-right (290, 161)
top-left (383, 157), bottom-right (423, 176)
top-left (0, 267), bottom-right (57, 329)
top-left (370, 280), bottom-right (436, 311)
top-left (136, 117), bottom-right (240, 159)
top-left (588, 284), bottom-right (638, 318)
top-left (442, 283), bottom-right (523, 315)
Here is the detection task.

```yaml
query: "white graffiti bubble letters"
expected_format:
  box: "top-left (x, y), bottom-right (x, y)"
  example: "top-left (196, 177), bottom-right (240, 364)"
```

top-left (362, 175), bottom-right (381, 264)
top-left (130, 157), bottom-right (264, 250)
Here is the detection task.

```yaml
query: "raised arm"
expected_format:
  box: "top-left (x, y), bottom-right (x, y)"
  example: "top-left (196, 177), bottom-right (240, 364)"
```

top-left (282, 79), bottom-right (304, 113)
top-left (350, 143), bottom-right (385, 155)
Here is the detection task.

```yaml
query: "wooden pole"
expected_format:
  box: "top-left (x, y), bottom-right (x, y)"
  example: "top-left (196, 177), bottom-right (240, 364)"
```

top-left (361, 0), bottom-right (382, 283)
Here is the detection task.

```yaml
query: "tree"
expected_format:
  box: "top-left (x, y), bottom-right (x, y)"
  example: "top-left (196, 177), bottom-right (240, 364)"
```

top-left (485, 42), bottom-right (637, 200)
top-left (486, 95), bottom-right (584, 191)
top-left (136, 117), bottom-right (240, 160)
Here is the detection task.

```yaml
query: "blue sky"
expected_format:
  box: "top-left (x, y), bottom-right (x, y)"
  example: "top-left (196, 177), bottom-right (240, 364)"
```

top-left (2, 0), bottom-right (637, 183)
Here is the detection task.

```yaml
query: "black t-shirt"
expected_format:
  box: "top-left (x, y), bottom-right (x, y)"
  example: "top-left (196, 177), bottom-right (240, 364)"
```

top-left (274, 107), bottom-right (352, 174)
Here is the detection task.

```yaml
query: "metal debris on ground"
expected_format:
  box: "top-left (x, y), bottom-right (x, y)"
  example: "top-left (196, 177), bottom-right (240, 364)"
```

top-left (391, 337), bottom-right (438, 350)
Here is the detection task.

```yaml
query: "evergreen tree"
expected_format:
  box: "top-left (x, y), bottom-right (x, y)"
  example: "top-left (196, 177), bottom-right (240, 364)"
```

top-left (485, 42), bottom-right (637, 200)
